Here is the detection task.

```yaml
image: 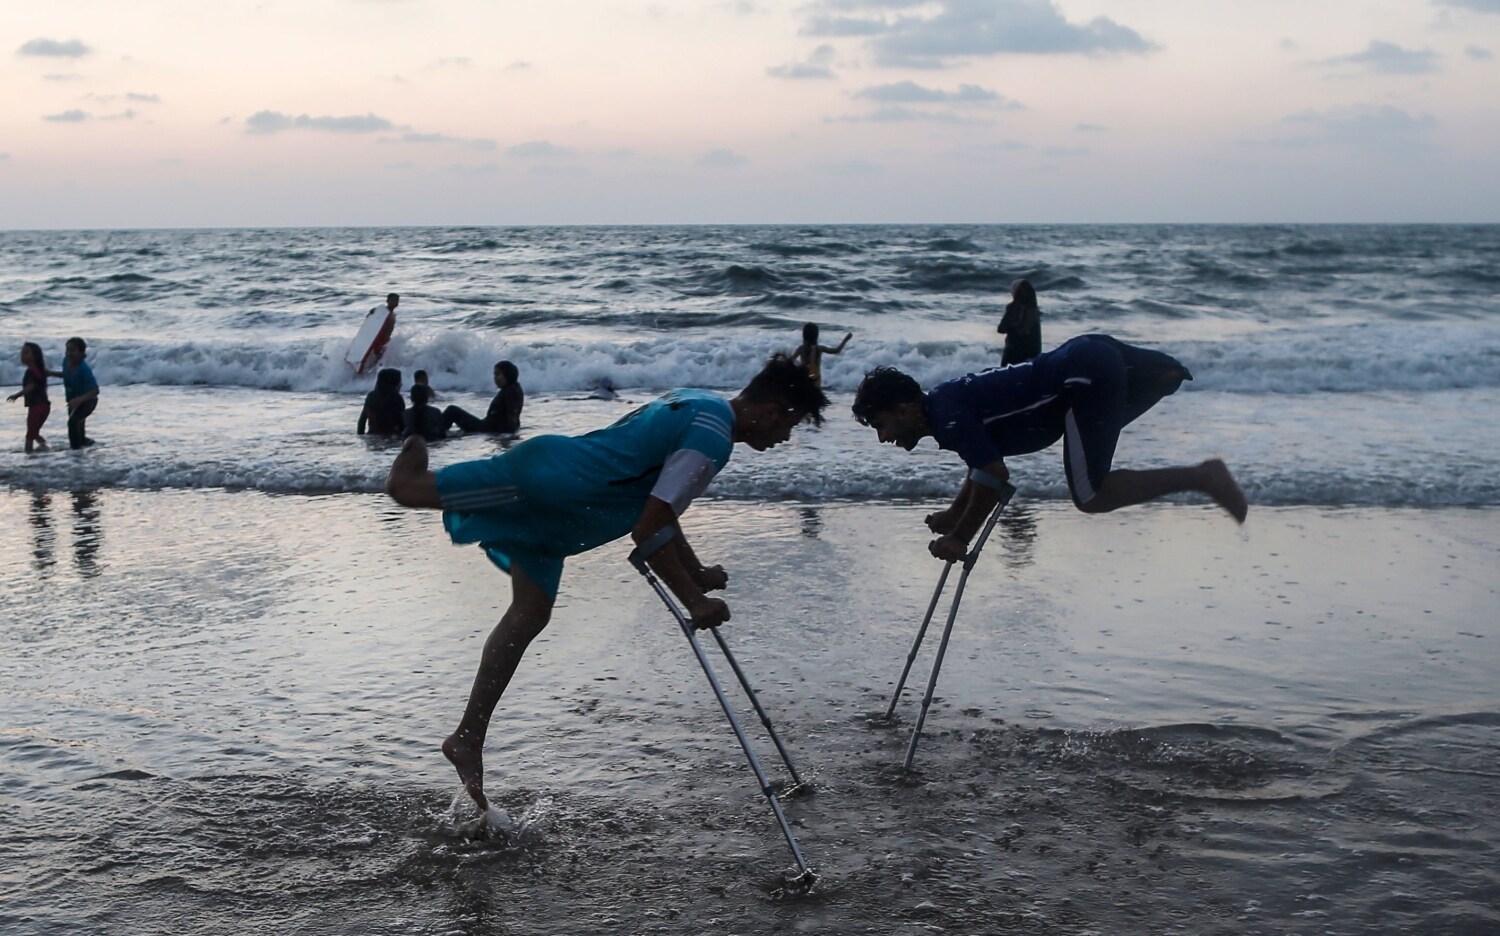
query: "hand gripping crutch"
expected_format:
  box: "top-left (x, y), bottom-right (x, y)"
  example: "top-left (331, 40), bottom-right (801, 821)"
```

top-left (629, 531), bottom-right (815, 886)
top-left (885, 480), bottom-right (1016, 770)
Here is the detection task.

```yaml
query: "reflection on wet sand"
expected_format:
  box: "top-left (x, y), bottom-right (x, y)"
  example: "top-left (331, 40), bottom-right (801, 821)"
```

top-left (998, 506), bottom-right (1038, 568)
top-left (72, 490), bottom-right (103, 577)
top-left (30, 492), bottom-right (56, 575)
top-left (799, 506), bottom-right (823, 539)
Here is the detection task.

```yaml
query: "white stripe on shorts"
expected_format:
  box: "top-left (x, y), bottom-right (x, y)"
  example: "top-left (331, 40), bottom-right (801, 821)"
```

top-left (443, 486), bottom-right (520, 511)
top-left (1064, 409), bottom-right (1095, 504)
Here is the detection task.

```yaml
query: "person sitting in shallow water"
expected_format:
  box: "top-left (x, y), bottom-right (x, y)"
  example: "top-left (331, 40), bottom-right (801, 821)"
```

top-left (852, 333), bottom-right (1247, 565)
top-left (384, 354), bottom-right (829, 813)
top-left (358, 368), bottom-right (405, 436)
top-left (441, 361), bottom-right (523, 435)
top-left (403, 383), bottom-right (446, 442)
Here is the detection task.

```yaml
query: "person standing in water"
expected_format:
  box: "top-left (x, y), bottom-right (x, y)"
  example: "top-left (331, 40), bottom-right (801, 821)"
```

top-left (441, 360), bottom-right (523, 435)
top-left (851, 333), bottom-right (1246, 566)
top-left (49, 337), bottom-right (99, 450)
top-left (996, 279), bottom-right (1042, 366)
top-left (384, 355), bottom-right (829, 813)
top-left (790, 323), bottom-right (851, 389)
top-left (7, 342), bottom-right (51, 453)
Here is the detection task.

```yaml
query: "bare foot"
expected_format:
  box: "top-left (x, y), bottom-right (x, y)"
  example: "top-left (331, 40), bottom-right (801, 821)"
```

top-left (925, 510), bottom-right (957, 535)
top-left (1201, 459), bottom-right (1248, 523)
top-left (443, 733), bottom-right (488, 813)
top-left (387, 436), bottom-right (442, 508)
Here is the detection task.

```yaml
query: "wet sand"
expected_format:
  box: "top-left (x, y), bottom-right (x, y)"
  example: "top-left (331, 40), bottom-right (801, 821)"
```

top-left (1, 491), bottom-right (1496, 934)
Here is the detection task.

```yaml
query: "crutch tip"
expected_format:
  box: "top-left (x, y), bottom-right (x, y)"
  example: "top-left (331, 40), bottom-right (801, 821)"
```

top-left (775, 869), bottom-right (818, 897)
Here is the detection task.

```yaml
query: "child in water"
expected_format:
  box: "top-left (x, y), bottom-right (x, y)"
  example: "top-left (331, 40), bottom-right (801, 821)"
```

top-left (404, 383), bottom-right (446, 442)
top-left (6, 342), bottom-right (51, 453)
top-left (790, 322), bottom-right (852, 388)
top-left (49, 337), bottom-right (99, 450)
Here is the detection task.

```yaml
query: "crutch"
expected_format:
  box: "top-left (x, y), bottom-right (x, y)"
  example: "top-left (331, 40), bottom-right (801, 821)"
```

top-left (886, 480), bottom-right (1016, 770)
top-left (629, 532), bottom-right (816, 887)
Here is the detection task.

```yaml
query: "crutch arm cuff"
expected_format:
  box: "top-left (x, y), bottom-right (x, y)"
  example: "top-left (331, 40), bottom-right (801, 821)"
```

top-left (969, 469), bottom-right (1010, 493)
top-left (629, 524), bottom-right (679, 573)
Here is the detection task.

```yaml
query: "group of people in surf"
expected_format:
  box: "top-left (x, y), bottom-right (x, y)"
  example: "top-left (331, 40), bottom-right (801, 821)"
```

top-left (382, 277), bottom-right (1248, 816)
top-left (357, 360), bottom-right (524, 442)
top-left (8, 337), bottom-right (100, 453)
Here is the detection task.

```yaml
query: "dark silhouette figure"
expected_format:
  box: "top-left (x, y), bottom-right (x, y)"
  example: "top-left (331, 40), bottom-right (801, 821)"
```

top-left (997, 279), bottom-right (1042, 366)
top-left (358, 368), bottom-right (405, 436)
top-left (442, 361), bottom-right (523, 435)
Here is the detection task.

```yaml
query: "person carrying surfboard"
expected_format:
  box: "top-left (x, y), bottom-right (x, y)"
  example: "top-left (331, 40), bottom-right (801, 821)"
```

top-left (384, 354), bottom-right (828, 813)
top-left (851, 332), bottom-right (1247, 564)
top-left (346, 293), bottom-right (399, 375)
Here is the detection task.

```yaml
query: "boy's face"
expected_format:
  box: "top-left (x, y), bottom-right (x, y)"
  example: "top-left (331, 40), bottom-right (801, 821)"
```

top-left (493, 367), bottom-right (507, 388)
top-left (66, 344), bottom-right (84, 363)
top-left (865, 401), bottom-right (925, 451)
top-left (739, 402), bottom-right (803, 451)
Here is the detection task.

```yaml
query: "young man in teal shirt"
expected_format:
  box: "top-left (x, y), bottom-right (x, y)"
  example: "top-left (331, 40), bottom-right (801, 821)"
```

top-left (386, 355), bottom-right (828, 812)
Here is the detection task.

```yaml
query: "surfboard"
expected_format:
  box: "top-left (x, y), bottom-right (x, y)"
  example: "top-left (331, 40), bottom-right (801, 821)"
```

top-left (345, 306), bottom-right (395, 375)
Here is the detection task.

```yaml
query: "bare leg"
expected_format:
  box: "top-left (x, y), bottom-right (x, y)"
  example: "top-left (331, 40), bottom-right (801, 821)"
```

top-left (1081, 459), bottom-right (1247, 522)
top-left (443, 566), bottom-right (554, 812)
top-left (387, 436), bottom-right (443, 508)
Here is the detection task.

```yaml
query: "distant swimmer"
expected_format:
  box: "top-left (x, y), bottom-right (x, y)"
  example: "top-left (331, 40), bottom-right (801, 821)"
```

top-left (441, 360), bottom-right (523, 435)
top-left (403, 383), bottom-right (447, 442)
top-left (853, 333), bottom-right (1246, 563)
top-left (384, 355), bottom-right (829, 813)
top-left (48, 337), bottom-right (99, 450)
top-left (7, 342), bottom-right (51, 453)
top-left (996, 278), bottom-right (1042, 366)
top-left (357, 367), bottom-right (405, 436)
top-left (790, 322), bottom-right (851, 389)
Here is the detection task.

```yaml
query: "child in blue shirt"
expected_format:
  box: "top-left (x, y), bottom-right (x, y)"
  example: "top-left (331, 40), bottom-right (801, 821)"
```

top-left (50, 337), bottom-right (100, 449)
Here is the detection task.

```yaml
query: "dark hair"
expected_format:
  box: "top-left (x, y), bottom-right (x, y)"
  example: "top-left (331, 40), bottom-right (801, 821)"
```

top-left (387, 293), bottom-right (400, 304)
top-left (414, 369), bottom-right (429, 383)
top-left (1010, 279), bottom-right (1037, 308)
top-left (22, 341), bottom-right (46, 372)
top-left (497, 360), bottom-right (519, 384)
top-left (741, 353), bottom-right (829, 426)
top-left (410, 384), bottom-right (430, 406)
top-left (851, 366), bottom-right (923, 425)
top-left (802, 322), bottom-right (819, 344)
top-left (376, 367), bottom-right (402, 390)
top-left (66, 336), bottom-right (87, 354)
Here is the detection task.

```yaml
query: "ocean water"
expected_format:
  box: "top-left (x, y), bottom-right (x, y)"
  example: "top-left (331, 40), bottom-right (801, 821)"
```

top-left (1, 225), bottom-right (1497, 935)
top-left (1, 223), bottom-right (1498, 505)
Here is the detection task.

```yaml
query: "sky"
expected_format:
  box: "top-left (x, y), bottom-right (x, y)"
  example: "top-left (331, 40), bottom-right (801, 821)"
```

top-left (3, 0), bottom-right (1499, 227)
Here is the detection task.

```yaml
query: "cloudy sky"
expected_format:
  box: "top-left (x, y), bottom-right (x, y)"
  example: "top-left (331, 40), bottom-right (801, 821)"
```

top-left (3, 0), bottom-right (1498, 227)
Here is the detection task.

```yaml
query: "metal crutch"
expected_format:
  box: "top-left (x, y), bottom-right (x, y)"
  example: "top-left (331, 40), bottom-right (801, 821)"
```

top-left (892, 482), bottom-right (1016, 770)
top-left (629, 547), bottom-right (816, 886)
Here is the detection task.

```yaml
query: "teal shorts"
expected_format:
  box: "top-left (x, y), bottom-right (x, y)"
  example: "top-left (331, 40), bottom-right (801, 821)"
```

top-left (435, 444), bottom-right (567, 600)
top-left (434, 436), bottom-right (646, 600)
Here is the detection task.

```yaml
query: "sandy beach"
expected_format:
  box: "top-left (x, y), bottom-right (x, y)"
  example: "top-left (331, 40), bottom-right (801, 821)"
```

top-left (2, 488), bottom-right (1495, 934)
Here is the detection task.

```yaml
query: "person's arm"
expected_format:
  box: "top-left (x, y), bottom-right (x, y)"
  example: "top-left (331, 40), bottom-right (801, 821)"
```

top-left (66, 387), bottom-right (99, 414)
top-left (632, 496), bottom-right (729, 627)
top-left (357, 405), bottom-right (369, 435)
top-left (929, 459), bottom-right (1008, 561)
top-left (997, 305), bottom-right (1019, 334)
top-left (820, 333), bottom-right (853, 355)
top-left (789, 345), bottom-right (806, 366)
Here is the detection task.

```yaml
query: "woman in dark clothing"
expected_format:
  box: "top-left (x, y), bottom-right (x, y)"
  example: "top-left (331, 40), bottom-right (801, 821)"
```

top-left (997, 278), bottom-right (1042, 366)
top-left (441, 360), bottom-right (523, 435)
top-left (358, 367), bottom-right (405, 436)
